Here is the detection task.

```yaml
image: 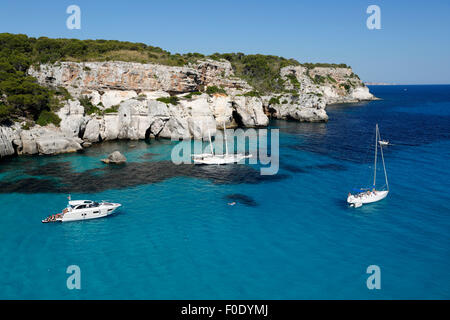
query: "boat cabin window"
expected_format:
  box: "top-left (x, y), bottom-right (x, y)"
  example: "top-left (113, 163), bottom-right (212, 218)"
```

top-left (75, 204), bottom-right (87, 209)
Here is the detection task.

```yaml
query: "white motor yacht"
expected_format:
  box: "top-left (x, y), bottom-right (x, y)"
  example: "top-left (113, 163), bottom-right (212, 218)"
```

top-left (42, 200), bottom-right (121, 223)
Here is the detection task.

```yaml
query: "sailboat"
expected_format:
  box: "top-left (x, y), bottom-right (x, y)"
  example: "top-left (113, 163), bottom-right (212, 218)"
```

top-left (347, 124), bottom-right (389, 207)
top-left (192, 121), bottom-right (252, 165)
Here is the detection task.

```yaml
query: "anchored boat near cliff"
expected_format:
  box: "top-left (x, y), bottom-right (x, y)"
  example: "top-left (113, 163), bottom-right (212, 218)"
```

top-left (192, 121), bottom-right (252, 165)
top-left (347, 124), bottom-right (389, 207)
top-left (42, 199), bottom-right (121, 223)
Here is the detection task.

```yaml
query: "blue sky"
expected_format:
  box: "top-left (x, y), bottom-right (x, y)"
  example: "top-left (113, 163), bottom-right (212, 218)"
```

top-left (1, 0), bottom-right (449, 84)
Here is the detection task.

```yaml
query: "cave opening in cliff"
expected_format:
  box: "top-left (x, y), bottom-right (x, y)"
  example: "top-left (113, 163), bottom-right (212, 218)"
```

top-left (144, 127), bottom-right (152, 141)
top-left (78, 125), bottom-right (86, 139)
top-left (232, 110), bottom-right (244, 128)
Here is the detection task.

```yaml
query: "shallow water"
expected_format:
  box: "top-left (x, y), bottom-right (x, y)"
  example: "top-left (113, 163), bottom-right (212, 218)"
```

top-left (0, 85), bottom-right (449, 299)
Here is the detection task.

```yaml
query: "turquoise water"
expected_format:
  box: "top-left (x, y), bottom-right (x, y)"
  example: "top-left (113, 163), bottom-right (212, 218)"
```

top-left (0, 85), bottom-right (449, 299)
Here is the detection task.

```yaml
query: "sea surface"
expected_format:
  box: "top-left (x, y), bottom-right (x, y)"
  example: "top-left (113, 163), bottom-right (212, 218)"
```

top-left (0, 85), bottom-right (449, 299)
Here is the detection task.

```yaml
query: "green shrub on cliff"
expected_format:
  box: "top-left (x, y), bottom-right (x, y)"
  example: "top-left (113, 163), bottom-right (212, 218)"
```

top-left (313, 75), bottom-right (326, 85)
top-left (184, 91), bottom-right (202, 99)
top-left (210, 53), bottom-right (300, 94)
top-left (0, 103), bottom-right (13, 124)
top-left (302, 62), bottom-right (349, 69)
top-left (0, 34), bottom-right (72, 124)
top-left (104, 104), bottom-right (120, 114)
top-left (79, 96), bottom-right (101, 115)
top-left (36, 110), bottom-right (61, 126)
top-left (205, 86), bottom-right (226, 95)
top-left (156, 96), bottom-right (179, 105)
top-left (286, 74), bottom-right (300, 89)
top-left (268, 97), bottom-right (280, 105)
top-left (242, 91), bottom-right (261, 97)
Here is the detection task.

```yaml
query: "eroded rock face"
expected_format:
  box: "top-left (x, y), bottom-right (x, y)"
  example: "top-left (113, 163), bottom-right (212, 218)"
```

top-left (83, 118), bottom-right (101, 142)
top-left (15, 126), bottom-right (83, 155)
top-left (57, 99), bottom-right (86, 138)
top-left (0, 126), bottom-right (18, 157)
top-left (279, 65), bottom-right (374, 104)
top-left (264, 93), bottom-right (328, 122)
top-left (29, 62), bottom-right (200, 95)
top-left (263, 65), bottom-right (373, 122)
top-left (232, 96), bottom-right (269, 127)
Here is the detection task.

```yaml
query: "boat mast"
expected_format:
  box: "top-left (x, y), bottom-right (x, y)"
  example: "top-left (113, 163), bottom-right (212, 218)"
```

top-left (224, 120), bottom-right (229, 156)
top-left (208, 127), bottom-right (214, 155)
top-left (373, 124), bottom-right (378, 188)
top-left (378, 126), bottom-right (389, 191)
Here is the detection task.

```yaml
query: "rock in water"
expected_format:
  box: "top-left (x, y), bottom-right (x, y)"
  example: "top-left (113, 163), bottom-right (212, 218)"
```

top-left (101, 151), bottom-right (127, 164)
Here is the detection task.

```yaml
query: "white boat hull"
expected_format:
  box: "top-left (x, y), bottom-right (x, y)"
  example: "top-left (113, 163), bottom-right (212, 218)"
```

top-left (62, 203), bottom-right (121, 222)
top-left (193, 154), bottom-right (252, 165)
top-left (347, 191), bottom-right (389, 205)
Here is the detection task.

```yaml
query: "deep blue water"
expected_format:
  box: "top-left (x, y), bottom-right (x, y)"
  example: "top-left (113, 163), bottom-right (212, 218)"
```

top-left (0, 85), bottom-right (449, 299)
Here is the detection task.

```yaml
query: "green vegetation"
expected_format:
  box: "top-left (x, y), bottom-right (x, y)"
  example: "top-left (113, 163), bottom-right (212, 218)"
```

top-left (156, 96), bottom-right (179, 105)
top-left (103, 104), bottom-right (119, 113)
top-left (205, 86), bottom-right (227, 95)
top-left (136, 93), bottom-right (147, 101)
top-left (302, 62), bottom-right (349, 69)
top-left (268, 97), bottom-right (281, 105)
top-left (285, 74), bottom-right (300, 89)
top-left (0, 103), bottom-right (13, 123)
top-left (79, 95), bottom-right (101, 115)
top-left (21, 121), bottom-right (32, 130)
top-left (55, 86), bottom-right (72, 100)
top-left (184, 91), bottom-right (202, 99)
top-left (36, 110), bottom-right (61, 126)
top-left (208, 53), bottom-right (300, 93)
top-left (350, 72), bottom-right (360, 80)
top-left (326, 75), bottom-right (337, 83)
top-left (242, 91), bottom-right (261, 97)
top-left (0, 33), bottom-right (72, 125)
top-left (312, 75), bottom-right (326, 85)
top-left (343, 83), bottom-right (351, 92)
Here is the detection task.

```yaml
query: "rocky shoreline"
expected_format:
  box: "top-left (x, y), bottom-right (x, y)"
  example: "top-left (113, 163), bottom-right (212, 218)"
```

top-left (0, 59), bottom-right (375, 158)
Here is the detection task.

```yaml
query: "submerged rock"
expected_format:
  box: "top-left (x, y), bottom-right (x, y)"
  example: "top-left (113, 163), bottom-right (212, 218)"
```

top-left (101, 151), bottom-right (127, 164)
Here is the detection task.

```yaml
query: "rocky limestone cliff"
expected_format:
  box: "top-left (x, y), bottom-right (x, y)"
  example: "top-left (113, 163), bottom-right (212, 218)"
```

top-left (1, 59), bottom-right (374, 158)
top-left (264, 65), bottom-right (373, 121)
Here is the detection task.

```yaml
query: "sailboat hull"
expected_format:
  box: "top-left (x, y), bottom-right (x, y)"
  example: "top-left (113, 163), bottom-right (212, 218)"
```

top-left (347, 191), bottom-right (389, 205)
top-left (193, 154), bottom-right (251, 165)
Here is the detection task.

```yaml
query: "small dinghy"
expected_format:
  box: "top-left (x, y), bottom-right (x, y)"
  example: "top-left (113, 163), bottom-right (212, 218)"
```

top-left (347, 124), bottom-right (389, 207)
top-left (379, 140), bottom-right (390, 146)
